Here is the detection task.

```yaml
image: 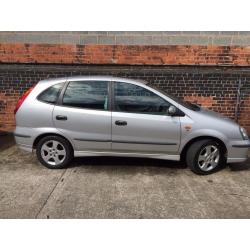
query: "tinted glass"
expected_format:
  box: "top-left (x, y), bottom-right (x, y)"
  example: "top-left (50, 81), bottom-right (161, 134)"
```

top-left (38, 82), bottom-right (64, 104)
top-left (151, 85), bottom-right (200, 111)
top-left (63, 81), bottom-right (108, 110)
top-left (114, 82), bottom-right (171, 115)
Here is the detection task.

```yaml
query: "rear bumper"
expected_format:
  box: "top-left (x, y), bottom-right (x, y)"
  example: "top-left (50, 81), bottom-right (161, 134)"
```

top-left (227, 140), bottom-right (250, 163)
top-left (14, 130), bottom-right (34, 153)
top-left (17, 144), bottom-right (33, 153)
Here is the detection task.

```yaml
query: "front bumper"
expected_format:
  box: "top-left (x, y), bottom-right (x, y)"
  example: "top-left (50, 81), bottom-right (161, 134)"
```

top-left (227, 140), bottom-right (250, 163)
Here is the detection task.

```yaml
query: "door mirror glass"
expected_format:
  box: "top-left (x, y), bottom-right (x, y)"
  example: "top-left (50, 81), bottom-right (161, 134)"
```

top-left (168, 105), bottom-right (177, 116)
top-left (167, 105), bottom-right (185, 117)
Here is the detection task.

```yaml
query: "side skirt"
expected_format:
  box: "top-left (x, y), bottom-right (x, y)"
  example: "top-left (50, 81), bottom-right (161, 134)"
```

top-left (74, 150), bottom-right (180, 161)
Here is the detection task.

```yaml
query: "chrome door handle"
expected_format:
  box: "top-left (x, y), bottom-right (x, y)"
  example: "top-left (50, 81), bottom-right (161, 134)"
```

top-left (56, 115), bottom-right (67, 121)
top-left (115, 120), bottom-right (127, 126)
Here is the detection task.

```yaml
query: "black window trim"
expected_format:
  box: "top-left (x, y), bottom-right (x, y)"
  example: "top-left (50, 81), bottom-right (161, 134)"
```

top-left (111, 81), bottom-right (182, 116)
top-left (57, 80), bottom-right (112, 112)
top-left (37, 82), bottom-right (66, 105)
top-left (57, 80), bottom-right (69, 105)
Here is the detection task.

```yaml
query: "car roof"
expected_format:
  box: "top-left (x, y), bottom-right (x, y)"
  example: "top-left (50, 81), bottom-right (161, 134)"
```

top-left (39, 76), bottom-right (148, 86)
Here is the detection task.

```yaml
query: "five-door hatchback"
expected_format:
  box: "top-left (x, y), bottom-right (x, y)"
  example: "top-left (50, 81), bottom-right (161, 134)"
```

top-left (14, 76), bottom-right (250, 174)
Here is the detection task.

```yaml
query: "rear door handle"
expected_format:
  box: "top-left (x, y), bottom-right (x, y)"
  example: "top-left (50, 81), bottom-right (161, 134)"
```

top-left (56, 115), bottom-right (67, 121)
top-left (115, 120), bottom-right (127, 126)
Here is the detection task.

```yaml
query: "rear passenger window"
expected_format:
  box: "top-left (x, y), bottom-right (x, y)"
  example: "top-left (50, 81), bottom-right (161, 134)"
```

top-left (62, 81), bottom-right (109, 110)
top-left (38, 83), bottom-right (64, 104)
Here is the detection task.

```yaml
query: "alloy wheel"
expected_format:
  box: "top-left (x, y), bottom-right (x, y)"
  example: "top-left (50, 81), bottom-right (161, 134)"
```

top-left (197, 145), bottom-right (220, 172)
top-left (41, 140), bottom-right (66, 166)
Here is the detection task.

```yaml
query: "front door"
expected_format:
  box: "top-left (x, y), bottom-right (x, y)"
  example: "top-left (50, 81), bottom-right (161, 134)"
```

top-left (53, 80), bottom-right (111, 151)
top-left (111, 81), bottom-right (181, 154)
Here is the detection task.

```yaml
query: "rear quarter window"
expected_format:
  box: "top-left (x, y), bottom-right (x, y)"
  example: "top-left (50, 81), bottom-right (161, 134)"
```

top-left (37, 82), bottom-right (64, 104)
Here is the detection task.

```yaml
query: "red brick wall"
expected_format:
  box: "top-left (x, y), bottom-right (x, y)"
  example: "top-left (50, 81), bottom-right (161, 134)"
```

top-left (0, 92), bottom-right (19, 132)
top-left (0, 43), bottom-right (250, 66)
top-left (0, 43), bottom-right (250, 134)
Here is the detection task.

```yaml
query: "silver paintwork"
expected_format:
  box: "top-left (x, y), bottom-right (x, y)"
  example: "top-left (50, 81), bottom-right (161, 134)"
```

top-left (14, 76), bottom-right (250, 165)
top-left (53, 107), bottom-right (111, 151)
top-left (111, 111), bottom-right (180, 153)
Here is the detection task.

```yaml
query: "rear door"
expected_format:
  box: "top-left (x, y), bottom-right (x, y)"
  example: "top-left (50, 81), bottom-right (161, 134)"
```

top-left (53, 80), bottom-right (111, 151)
top-left (111, 81), bottom-right (181, 154)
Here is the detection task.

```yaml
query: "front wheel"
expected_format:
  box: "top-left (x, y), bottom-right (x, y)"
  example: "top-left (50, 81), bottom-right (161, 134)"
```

top-left (36, 136), bottom-right (73, 169)
top-left (186, 139), bottom-right (226, 175)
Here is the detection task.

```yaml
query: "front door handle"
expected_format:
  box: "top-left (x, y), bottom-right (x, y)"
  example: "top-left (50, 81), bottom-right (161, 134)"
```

top-left (115, 120), bottom-right (127, 126)
top-left (56, 115), bottom-right (67, 121)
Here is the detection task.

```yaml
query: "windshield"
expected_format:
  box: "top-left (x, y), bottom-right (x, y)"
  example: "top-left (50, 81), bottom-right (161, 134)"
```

top-left (150, 85), bottom-right (201, 111)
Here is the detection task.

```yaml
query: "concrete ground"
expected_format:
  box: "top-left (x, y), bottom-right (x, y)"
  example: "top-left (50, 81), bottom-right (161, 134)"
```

top-left (0, 134), bottom-right (250, 219)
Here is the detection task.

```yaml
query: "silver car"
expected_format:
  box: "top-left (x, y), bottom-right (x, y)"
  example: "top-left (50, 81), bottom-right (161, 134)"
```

top-left (14, 76), bottom-right (250, 174)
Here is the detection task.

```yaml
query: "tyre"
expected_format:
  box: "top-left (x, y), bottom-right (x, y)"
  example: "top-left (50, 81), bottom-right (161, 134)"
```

top-left (186, 139), bottom-right (226, 175)
top-left (36, 135), bottom-right (73, 169)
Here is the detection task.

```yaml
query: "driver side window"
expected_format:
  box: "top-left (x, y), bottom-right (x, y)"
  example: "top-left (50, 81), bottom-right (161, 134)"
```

top-left (114, 82), bottom-right (171, 115)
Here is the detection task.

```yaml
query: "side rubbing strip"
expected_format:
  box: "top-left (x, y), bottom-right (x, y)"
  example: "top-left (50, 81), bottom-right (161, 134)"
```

top-left (74, 138), bottom-right (111, 142)
top-left (74, 138), bottom-right (177, 145)
top-left (14, 133), bottom-right (31, 138)
top-left (232, 144), bottom-right (250, 148)
top-left (113, 140), bottom-right (177, 145)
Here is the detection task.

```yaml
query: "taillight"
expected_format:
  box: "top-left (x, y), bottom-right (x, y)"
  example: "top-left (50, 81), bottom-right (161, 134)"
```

top-left (14, 86), bottom-right (35, 115)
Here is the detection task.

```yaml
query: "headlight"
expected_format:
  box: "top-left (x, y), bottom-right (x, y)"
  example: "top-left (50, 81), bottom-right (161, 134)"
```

top-left (240, 127), bottom-right (249, 140)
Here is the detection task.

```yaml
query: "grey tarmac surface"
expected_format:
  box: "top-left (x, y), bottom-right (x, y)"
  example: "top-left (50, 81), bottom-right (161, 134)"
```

top-left (0, 134), bottom-right (250, 219)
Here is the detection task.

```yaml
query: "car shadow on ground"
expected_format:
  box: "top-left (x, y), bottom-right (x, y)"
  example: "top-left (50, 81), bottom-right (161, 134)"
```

top-left (0, 133), bottom-right (15, 151)
top-left (71, 155), bottom-right (250, 175)
top-left (228, 159), bottom-right (250, 171)
top-left (72, 156), bottom-right (185, 167)
top-left (70, 156), bottom-right (187, 175)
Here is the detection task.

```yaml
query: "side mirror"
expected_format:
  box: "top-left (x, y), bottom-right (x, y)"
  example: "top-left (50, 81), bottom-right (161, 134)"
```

top-left (168, 105), bottom-right (177, 116)
top-left (167, 105), bottom-right (185, 117)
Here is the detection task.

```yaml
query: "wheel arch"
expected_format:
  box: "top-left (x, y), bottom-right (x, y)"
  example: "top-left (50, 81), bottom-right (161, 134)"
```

top-left (180, 136), bottom-right (227, 161)
top-left (33, 133), bottom-right (74, 153)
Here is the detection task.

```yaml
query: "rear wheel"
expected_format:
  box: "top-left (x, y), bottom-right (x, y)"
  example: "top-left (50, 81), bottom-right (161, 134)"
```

top-left (186, 139), bottom-right (226, 175)
top-left (36, 136), bottom-right (73, 169)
